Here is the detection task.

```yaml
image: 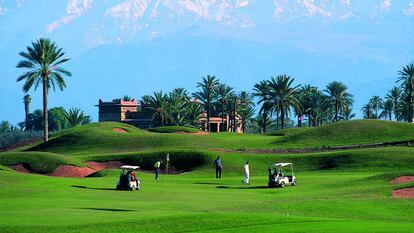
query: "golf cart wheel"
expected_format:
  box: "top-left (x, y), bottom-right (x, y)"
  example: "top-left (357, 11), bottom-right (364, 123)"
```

top-left (280, 181), bottom-right (285, 188)
top-left (292, 180), bottom-right (297, 186)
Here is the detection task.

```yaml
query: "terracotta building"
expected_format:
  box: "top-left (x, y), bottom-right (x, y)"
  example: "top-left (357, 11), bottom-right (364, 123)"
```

top-left (96, 99), bottom-right (243, 133)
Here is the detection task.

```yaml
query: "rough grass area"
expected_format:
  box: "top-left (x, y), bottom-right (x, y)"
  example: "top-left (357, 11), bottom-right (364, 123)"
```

top-left (148, 126), bottom-right (199, 133)
top-left (0, 152), bottom-right (83, 173)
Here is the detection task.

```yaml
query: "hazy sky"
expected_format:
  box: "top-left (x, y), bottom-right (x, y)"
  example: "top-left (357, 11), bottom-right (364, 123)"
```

top-left (0, 0), bottom-right (413, 124)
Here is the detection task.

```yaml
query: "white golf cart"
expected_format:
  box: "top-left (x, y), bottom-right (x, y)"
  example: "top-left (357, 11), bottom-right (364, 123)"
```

top-left (268, 163), bottom-right (296, 188)
top-left (116, 165), bottom-right (141, 191)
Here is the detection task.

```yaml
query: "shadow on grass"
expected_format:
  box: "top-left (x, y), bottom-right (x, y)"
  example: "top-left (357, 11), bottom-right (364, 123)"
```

top-left (216, 185), bottom-right (269, 189)
top-left (71, 185), bottom-right (115, 191)
top-left (193, 182), bottom-right (223, 185)
top-left (76, 207), bottom-right (135, 212)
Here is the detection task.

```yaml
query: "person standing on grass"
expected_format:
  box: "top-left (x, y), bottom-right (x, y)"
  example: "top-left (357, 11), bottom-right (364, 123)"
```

top-left (213, 156), bottom-right (222, 179)
top-left (154, 160), bottom-right (161, 180)
top-left (242, 161), bottom-right (250, 184)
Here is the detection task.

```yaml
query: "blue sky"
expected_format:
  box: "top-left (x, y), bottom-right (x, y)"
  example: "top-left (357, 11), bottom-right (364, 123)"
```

top-left (0, 0), bottom-right (413, 124)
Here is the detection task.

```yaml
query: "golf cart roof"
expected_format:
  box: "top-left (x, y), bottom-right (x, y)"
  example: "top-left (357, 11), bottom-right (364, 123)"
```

top-left (120, 165), bottom-right (140, 170)
top-left (271, 163), bottom-right (292, 167)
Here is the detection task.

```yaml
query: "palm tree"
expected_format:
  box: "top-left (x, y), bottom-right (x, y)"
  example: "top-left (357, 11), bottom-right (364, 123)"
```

top-left (193, 75), bottom-right (219, 132)
top-left (267, 75), bottom-right (301, 129)
top-left (238, 105), bottom-right (256, 133)
top-left (368, 95), bottom-right (383, 119)
top-left (397, 63), bottom-right (414, 122)
top-left (309, 90), bottom-right (330, 126)
top-left (253, 80), bottom-right (272, 133)
top-left (64, 108), bottom-right (91, 127)
top-left (215, 83), bottom-right (234, 132)
top-left (255, 113), bottom-right (275, 133)
top-left (183, 102), bottom-right (203, 127)
top-left (168, 88), bottom-right (189, 125)
top-left (16, 38), bottom-right (72, 141)
top-left (381, 99), bottom-right (393, 120)
top-left (237, 91), bottom-right (255, 132)
top-left (325, 81), bottom-right (353, 122)
top-left (23, 94), bottom-right (31, 131)
top-left (122, 95), bottom-right (132, 101)
top-left (146, 92), bottom-right (172, 126)
top-left (362, 103), bottom-right (374, 119)
top-left (339, 106), bottom-right (355, 121)
top-left (386, 87), bottom-right (401, 121)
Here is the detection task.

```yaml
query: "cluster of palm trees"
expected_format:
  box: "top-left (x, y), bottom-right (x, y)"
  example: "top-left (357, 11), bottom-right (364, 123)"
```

top-left (362, 63), bottom-right (414, 122)
top-left (253, 76), bottom-right (354, 132)
top-left (140, 75), bottom-right (255, 133)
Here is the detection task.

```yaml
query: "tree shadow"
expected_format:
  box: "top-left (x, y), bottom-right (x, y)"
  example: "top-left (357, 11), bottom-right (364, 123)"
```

top-left (71, 185), bottom-right (115, 191)
top-left (76, 207), bottom-right (135, 212)
top-left (193, 182), bottom-right (223, 185)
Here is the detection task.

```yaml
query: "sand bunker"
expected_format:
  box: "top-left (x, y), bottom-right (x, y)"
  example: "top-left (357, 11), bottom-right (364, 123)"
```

top-left (113, 128), bottom-right (127, 133)
top-left (392, 188), bottom-right (414, 199)
top-left (391, 176), bottom-right (414, 184)
top-left (51, 165), bottom-right (97, 178)
top-left (9, 164), bottom-right (33, 173)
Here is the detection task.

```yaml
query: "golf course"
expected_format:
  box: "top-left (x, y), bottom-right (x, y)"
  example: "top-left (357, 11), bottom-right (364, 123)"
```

top-left (1, 119), bottom-right (414, 233)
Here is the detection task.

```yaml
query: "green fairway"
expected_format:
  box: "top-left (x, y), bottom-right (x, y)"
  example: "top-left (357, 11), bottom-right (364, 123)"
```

top-left (0, 170), bottom-right (413, 233)
top-left (1, 120), bottom-right (414, 232)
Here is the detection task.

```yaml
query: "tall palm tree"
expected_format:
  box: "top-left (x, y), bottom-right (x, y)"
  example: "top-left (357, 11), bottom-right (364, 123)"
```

top-left (381, 99), bottom-right (393, 120)
top-left (23, 94), bottom-right (31, 131)
top-left (267, 75), bottom-right (301, 129)
top-left (397, 63), bottom-right (414, 122)
top-left (193, 75), bottom-right (219, 132)
top-left (16, 38), bottom-right (71, 141)
top-left (369, 95), bottom-right (383, 119)
top-left (308, 90), bottom-right (330, 126)
top-left (325, 81), bottom-right (353, 122)
top-left (215, 83), bottom-right (234, 132)
top-left (386, 87), bottom-right (401, 121)
top-left (146, 92), bottom-right (172, 126)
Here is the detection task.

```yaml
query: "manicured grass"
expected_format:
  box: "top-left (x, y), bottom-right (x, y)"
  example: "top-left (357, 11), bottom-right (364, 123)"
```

top-left (1, 120), bottom-right (414, 232)
top-left (23, 120), bottom-right (414, 155)
top-left (148, 126), bottom-right (199, 133)
top-left (0, 170), bottom-right (413, 233)
top-left (0, 152), bottom-right (83, 173)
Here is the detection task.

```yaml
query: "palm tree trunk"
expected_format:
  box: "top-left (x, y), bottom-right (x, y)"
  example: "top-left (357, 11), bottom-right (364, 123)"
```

top-left (280, 105), bottom-right (285, 129)
top-left (221, 102), bottom-right (225, 132)
top-left (263, 111), bottom-right (267, 133)
top-left (409, 88), bottom-right (413, 123)
top-left (207, 101), bottom-right (211, 132)
top-left (394, 99), bottom-right (398, 121)
top-left (42, 77), bottom-right (49, 142)
top-left (233, 97), bottom-right (237, 132)
top-left (24, 103), bottom-right (29, 131)
top-left (334, 100), bottom-right (339, 122)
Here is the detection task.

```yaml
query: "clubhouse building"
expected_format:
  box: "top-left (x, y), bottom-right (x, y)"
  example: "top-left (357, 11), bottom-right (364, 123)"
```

top-left (96, 99), bottom-right (243, 133)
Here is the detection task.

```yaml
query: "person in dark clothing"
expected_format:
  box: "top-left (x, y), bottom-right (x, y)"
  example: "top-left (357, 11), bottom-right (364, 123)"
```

top-left (213, 156), bottom-right (222, 179)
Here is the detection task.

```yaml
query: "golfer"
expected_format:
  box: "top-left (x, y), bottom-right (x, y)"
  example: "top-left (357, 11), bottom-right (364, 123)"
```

top-left (213, 156), bottom-right (222, 179)
top-left (243, 161), bottom-right (250, 184)
top-left (154, 160), bottom-right (161, 180)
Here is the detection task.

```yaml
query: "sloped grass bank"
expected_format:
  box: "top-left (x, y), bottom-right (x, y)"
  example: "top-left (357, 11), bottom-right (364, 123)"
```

top-left (272, 120), bottom-right (414, 148)
top-left (0, 152), bottom-right (83, 174)
top-left (83, 150), bottom-right (210, 172)
top-left (148, 126), bottom-right (199, 133)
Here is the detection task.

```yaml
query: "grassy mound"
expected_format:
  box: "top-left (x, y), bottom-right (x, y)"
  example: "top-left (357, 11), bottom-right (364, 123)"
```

top-left (84, 150), bottom-right (210, 172)
top-left (272, 120), bottom-right (414, 148)
top-left (0, 152), bottom-right (83, 173)
top-left (148, 126), bottom-right (199, 133)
